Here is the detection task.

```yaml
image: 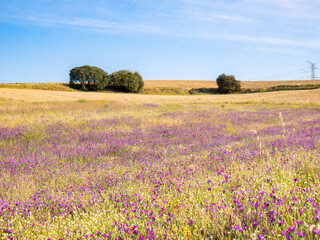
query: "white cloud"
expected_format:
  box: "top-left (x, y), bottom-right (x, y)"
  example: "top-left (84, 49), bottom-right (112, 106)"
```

top-left (188, 12), bottom-right (252, 23)
top-left (17, 14), bottom-right (320, 49)
top-left (25, 16), bottom-right (164, 34)
top-left (252, 47), bottom-right (306, 55)
top-left (217, 33), bottom-right (320, 49)
top-left (1, 0), bottom-right (320, 50)
top-left (244, 0), bottom-right (320, 19)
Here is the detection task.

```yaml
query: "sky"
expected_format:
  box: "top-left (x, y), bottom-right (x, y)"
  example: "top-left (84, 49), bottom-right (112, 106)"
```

top-left (0, 0), bottom-right (319, 82)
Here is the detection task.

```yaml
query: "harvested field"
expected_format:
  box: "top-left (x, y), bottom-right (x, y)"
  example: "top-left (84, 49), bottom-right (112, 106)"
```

top-left (0, 88), bottom-right (320, 105)
top-left (144, 80), bottom-right (320, 89)
top-left (1, 80), bottom-right (320, 94)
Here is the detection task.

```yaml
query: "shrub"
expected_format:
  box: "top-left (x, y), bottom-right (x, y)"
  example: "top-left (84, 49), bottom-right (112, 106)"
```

top-left (69, 65), bottom-right (108, 91)
top-left (109, 70), bottom-right (144, 93)
top-left (216, 74), bottom-right (241, 94)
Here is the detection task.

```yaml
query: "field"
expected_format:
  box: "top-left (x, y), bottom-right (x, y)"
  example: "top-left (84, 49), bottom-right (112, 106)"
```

top-left (144, 80), bottom-right (320, 89)
top-left (1, 88), bottom-right (320, 105)
top-left (1, 80), bottom-right (320, 95)
top-left (0, 90), bottom-right (320, 239)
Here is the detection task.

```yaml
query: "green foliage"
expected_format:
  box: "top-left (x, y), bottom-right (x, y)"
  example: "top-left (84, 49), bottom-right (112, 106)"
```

top-left (69, 65), bottom-right (108, 91)
top-left (242, 84), bottom-right (320, 93)
top-left (142, 87), bottom-right (188, 95)
top-left (109, 70), bottom-right (144, 93)
top-left (189, 88), bottom-right (218, 95)
top-left (216, 74), bottom-right (241, 94)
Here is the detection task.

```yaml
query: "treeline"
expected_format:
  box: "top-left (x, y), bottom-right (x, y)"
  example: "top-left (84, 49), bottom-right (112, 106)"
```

top-left (69, 65), bottom-right (144, 93)
top-left (69, 65), bottom-right (243, 94)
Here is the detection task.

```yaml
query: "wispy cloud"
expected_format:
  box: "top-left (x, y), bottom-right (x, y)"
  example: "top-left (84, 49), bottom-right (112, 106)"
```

top-left (248, 46), bottom-right (306, 55)
top-left (172, 31), bottom-right (320, 49)
top-left (216, 33), bottom-right (320, 48)
top-left (25, 16), bottom-right (164, 34)
top-left (188, 11), bottom-right (252, 23)
top-left (244, 0), bottom-right (320, 20)
top-left (9, 14), bottom-right (320, 50)
top-left (1, 0), bottom-right (320, 50)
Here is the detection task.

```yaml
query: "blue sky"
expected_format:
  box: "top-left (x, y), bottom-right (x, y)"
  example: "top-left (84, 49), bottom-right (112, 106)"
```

top-left (0, 0), bottom-right (319, 82)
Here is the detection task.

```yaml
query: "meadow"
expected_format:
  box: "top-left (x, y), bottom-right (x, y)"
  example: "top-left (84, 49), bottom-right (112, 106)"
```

top-left (0, 94), bottom-right (320, 239)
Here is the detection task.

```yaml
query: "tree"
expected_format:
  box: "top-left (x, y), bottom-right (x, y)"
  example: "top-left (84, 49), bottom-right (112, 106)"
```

top-left (216, 74), bottom-right (241, 94)
top-left (69, 65), bottom-right (108, 91)
top-left (109, 70), bottom-right (144, 93)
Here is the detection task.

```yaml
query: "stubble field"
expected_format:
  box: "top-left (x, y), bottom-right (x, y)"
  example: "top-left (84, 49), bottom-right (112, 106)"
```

top-left (144, 80), bottom-right (320, 89)
top-left (1, 88), bottom-right (320, 105)
top-left (0, 90), bottom-right (320, 239)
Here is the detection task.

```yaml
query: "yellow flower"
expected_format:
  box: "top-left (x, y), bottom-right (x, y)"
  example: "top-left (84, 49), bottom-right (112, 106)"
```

top-left (183, 227), bottom-right (191, 233)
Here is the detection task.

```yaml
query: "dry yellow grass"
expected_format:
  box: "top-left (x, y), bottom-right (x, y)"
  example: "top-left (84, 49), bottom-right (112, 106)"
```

top-left (1, 88), bottom-right (320, 105)
top-left (1, 80), bottom-right (319, 93)
top-left (0, 82), bottom-right (74, 91)
top-left (144, 80), bottom-right (320, 89)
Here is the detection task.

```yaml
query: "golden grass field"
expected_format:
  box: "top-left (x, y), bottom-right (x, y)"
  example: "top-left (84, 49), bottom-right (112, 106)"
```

top-left (144, 79), bottom-right (320, 89)
top-left (1, 87), bottom-right (320, 105)
top-left (1, 80), bottom-right (320, 92)
top-left (1, 79), bottom-right (320, 106)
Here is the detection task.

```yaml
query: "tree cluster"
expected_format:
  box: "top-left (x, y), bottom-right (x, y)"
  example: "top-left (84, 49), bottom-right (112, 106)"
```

top-left (216, 74), bottom-right (241, 94)
top-left (69, 65), bottom-right (144, 93)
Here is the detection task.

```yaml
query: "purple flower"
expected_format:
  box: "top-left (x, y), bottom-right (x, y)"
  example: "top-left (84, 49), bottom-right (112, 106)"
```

top-left (286, 226), bottom-right (295, 233)
top-left (297, 230), bottom-right (305, 237)
top-left (188, 219), bottom-right (194, 225)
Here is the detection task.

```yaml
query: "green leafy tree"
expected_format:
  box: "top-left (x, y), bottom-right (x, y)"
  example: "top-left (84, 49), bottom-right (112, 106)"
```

top-left (216, 74), bottom-right (241, 94)
top-left (109, 70), bottom-right (144, 93)
top-left (69, 65), bottom-right (108, 91)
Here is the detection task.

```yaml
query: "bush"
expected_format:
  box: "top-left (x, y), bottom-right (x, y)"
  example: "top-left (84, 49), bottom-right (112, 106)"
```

top-left (69, 65), bottom-right (108, 91)
top-left (216, 74), bottom-right (241, 94)
top-left (109, 70), bottom-right (144, 93)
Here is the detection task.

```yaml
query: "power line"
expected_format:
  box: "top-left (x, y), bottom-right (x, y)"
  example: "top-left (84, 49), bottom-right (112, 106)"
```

top-left (268, 70), bottom-right (309, 79)
top-left (250, 68), bottom-right (308, 80)
top-left (293, 76), bottom-right (312, 80)
top-left (307, 61), bottom-right (318, 80)
top-left (249, 61), bottom-right (319, 81)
